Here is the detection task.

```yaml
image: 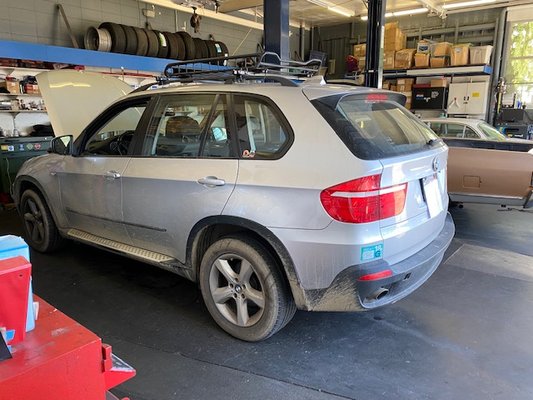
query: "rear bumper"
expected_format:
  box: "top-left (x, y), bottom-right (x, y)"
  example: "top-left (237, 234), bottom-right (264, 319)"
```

top-left (300, 212), bottom-right (455, 311)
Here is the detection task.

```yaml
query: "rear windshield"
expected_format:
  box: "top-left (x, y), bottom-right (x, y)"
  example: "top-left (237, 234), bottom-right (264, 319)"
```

top-left (312, 94), bottom-right (441, 160)
top-left (478, 122), bottom-right (507, 141)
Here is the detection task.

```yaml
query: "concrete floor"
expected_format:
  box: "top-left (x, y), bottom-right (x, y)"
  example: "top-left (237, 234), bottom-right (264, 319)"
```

top-left (1, 204), bottom-right (532, 400)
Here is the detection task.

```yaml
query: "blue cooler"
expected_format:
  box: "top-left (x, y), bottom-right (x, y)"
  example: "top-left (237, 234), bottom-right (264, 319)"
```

top-left (0, 235), bottom-right (36, 332)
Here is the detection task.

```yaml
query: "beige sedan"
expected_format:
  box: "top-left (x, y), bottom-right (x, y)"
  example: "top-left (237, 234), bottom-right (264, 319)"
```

top-left (425, 118), bottom-right (533, 208)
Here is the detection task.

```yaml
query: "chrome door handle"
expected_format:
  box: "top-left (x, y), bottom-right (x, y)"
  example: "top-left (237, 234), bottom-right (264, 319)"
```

top-left (198, 176), bottom-right (225, 187)
top-left (104, 170), bottom-right (121, 180)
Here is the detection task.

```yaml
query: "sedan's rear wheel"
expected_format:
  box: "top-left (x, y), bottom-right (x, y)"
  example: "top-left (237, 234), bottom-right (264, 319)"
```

top-left (199, 235), bottom-right (295, 341)
top-left (20, 189), bottom-right (64, 252)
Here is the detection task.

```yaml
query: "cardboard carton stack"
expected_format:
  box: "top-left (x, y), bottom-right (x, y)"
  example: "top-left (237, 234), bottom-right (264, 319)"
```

top-left (414, 40), bottom-right (434, 68)
top-left (384, 22), bottom-right (407, 70)
top-left (397, 78), bottom-right (414, 109)
top-left (431, 42), bottom-right (452, 68)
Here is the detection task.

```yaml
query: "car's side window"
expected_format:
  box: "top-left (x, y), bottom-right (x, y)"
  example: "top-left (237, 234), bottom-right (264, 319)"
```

top-left (144, 94), bottom-right (231, 158)
top-left (442, 123), bottom-right (466, 138)
top-left (200, 96), bottom-right (233, 158)
top-left (464, 126), bottom-right (479, 139)
top-left (233, 96), bottom-right (290, 159)
top-left (82, 103), bottom-right (147, 156)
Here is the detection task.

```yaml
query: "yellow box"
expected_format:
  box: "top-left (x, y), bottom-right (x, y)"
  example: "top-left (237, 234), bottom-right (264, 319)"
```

top-left (433, 42), bottom-right (452, 57)
top-left (383, 51), bottom-right (396, 70)
top-left (353, 44), bottom-right (366, 57)
top-left (414, 53), bottom-right (430, 68)
top-left (451, 44), bottom-right (471, 66)
top-left (395, 49), bottom-right (416, 69)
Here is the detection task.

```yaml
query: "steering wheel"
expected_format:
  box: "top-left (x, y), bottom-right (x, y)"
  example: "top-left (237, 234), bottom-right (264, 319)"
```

top-left (116, 130), bottom-right (134, 155)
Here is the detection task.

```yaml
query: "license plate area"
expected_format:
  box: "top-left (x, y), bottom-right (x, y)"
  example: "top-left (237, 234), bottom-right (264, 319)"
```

top-left (422, 174), bottom-right (443, 218)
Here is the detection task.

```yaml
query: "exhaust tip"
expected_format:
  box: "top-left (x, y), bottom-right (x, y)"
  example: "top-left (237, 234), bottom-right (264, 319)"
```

top-left (367, 287), bottom-right (389, 301)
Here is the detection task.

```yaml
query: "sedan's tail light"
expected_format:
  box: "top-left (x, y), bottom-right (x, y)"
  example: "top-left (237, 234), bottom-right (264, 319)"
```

top-left (320, 174), bottom-right (407, 223)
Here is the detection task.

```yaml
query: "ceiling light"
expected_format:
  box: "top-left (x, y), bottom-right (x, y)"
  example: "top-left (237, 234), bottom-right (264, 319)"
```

top-left (360, 15), bottom-right (368, 20)
top-left (442, 0), bottom-right (495, 9)
top-left (306, 0), bottom-right (328, 7)
top-left (305, 0), bottom-right (354, 18)
top-left (392, 7), bottom-right (428, 16)
top-left (328, 6), bottom-right (355, 17)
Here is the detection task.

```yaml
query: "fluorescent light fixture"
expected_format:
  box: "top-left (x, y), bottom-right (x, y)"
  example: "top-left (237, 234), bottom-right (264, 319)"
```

top-left (328, 6), bottom-right (355, 17)
top-left (360, 7), bottom-right (428, 20)
top-left (393, 7), bottom-right (428, 16)
top-left (442, 0), bottom-right (495, 9)
top-left (305, 0), bottom-right (354, 18)
top-left (307, 0), bottom-right (328, 7)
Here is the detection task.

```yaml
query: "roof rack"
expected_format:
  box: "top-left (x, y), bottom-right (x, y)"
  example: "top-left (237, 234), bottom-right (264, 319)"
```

top-left (160, 51), bottom-right (322, 84)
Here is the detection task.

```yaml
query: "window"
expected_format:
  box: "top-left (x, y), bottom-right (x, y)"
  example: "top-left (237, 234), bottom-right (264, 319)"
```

top-left (83, 104), bottom-right (147, 156)
top-left (233, 96), bottom-right (290, 159)
top-left (463, 126), bottom-right (479, 139)
top-left (478, 122), bottom-right (506, 141)
top-left (313, 94), bottom-right (439, 160)
top-left (144, 94), bottom-right (231, 158)
top-left (504, 20), bottom-right (533, 105)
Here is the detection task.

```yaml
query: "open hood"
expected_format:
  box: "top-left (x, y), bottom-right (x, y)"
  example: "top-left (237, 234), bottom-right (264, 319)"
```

top-left (36, 70), bottom-right (133, 139)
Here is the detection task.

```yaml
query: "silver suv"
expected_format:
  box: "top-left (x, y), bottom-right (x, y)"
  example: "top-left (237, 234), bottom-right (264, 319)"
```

top-left (14, 69), bottom-right (454, 341)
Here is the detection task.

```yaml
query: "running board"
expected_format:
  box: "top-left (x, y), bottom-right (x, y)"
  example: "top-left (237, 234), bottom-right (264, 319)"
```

top-left (67, 229), bottom-right (175, 263)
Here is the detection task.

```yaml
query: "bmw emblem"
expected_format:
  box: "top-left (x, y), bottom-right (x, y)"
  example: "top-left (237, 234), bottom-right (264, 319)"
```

top-left (432, 157), bottom-right (440, 172)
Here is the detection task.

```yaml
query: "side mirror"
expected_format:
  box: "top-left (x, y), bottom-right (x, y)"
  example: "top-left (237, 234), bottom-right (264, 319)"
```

top-left (50, 135), bottom-right (73, 156)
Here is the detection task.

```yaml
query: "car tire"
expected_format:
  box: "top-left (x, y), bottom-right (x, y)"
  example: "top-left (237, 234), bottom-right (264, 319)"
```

top-left (20, 189), bottom-right (64, 253)
top-left (199, 235), bottom-right (296, 342)
top-left (133, 26), bottom-right (149, 56)
top-left (144, 29), bottom-right (160, 58)
top-left (121, 25), bottom-right (137, 55)
top-left (173, 33), bottom-right (186, 60)
top-left (177, 31), bottom-right (195, 60)
top-left (99, 22), bottom-right (126, 53)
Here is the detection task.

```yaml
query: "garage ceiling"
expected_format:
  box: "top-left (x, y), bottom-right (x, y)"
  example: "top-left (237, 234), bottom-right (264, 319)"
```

top-left (150, 0), bottom-right (530, 27)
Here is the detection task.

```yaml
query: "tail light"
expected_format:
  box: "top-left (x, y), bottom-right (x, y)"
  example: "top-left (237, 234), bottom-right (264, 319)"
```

top-left (320, 174), bottom-right (407, 223)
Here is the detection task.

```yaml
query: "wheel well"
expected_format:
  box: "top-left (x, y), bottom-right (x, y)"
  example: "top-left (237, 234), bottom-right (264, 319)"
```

top-left (17, 180), bottom-right (40, 204)
top-left (191, 223), bottom-right (293, 291)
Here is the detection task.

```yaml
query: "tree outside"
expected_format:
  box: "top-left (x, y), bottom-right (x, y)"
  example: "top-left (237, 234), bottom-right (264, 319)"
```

top-left (505, 21), bottom-right (533, 106)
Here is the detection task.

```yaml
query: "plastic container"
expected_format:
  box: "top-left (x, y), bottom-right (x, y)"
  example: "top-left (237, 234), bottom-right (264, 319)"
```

top-left (469, 45), bottom-right (493, 65)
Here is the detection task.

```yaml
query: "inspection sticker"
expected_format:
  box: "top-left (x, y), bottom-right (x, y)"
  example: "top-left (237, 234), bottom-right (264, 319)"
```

top-left (361, 244), bottom-right (383, 262)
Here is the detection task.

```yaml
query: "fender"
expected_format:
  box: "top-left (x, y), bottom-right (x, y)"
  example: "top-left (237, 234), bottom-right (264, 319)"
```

top-left (187, 215), bottom-right (307, 308)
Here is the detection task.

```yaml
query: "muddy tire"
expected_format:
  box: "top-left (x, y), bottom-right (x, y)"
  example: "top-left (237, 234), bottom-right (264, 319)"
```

top-left (20, 189), bottom-right (64, 253)
top-left (199, 235), bottom-right (296, 341)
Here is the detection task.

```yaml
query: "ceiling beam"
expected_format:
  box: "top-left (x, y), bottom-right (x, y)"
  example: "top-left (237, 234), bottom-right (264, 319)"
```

top-left (219, 0), bottom-right (263, 13)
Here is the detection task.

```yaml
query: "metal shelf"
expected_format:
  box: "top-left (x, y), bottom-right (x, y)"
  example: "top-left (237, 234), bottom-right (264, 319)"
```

top-left (0, 110), bottom-right (46, 113)
top-left (384, 64), bottom-right (492, 79)
top-left (0, 93), bottom-right (41, 97)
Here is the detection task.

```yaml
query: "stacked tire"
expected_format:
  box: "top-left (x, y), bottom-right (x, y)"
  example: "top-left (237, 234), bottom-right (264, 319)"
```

top-left (85, 22), bottom-right (228, 62)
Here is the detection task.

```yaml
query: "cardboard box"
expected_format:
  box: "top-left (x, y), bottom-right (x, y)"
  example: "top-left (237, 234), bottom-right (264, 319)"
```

top-left (433, 42), bottom-right (452, 57)
top-left (382, 81), bottom-right (391, 90)
top-left (357, 56), bottom-right (366, 71)
top-left (431, 78), bottom-right (448, 88)
top-left (470, 45), bottom-right (493, 64)
top-left (416, 40), bottom-right (435, 54)
top-left (451, 44), bottom-right (471, 66)
top-left (414, 53), bottom-right (430, 68)
top-left (384, 22), bottom-right (406, 51)
top-left (397, 78), bottom-right (415, 85)
top-left (397, 84), bottom-right (412, 92)
top-left (0, 80), bottom-right (20, 94)
top-left (430, 56), bottom-right (450, 68)
top-left (383, 51), bottom-right (396, 70)
top-left (395, 49), bottom-right (416, 69)
top-left (353, 44), bottom-right (366, 57)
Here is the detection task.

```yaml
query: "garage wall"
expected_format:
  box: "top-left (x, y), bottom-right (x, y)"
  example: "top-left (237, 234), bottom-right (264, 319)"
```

top-left (0, 0), bottom-right (264, 56)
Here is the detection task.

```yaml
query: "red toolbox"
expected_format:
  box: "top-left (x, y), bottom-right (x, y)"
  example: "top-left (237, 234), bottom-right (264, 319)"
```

top-left (0, 296), bottom-right (135, 400)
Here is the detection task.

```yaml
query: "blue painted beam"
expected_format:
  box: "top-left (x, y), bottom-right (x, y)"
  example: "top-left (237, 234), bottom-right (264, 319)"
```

top-left (0, 40), bottom-right (180, 73)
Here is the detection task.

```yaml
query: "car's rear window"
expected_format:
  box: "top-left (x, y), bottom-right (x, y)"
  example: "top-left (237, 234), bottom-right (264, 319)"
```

top-left (312, 94), bottom-right (441, 160)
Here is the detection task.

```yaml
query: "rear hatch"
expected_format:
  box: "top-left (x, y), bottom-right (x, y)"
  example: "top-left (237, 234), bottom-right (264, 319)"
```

top-left (308, 90), bottom-right (449, 263)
